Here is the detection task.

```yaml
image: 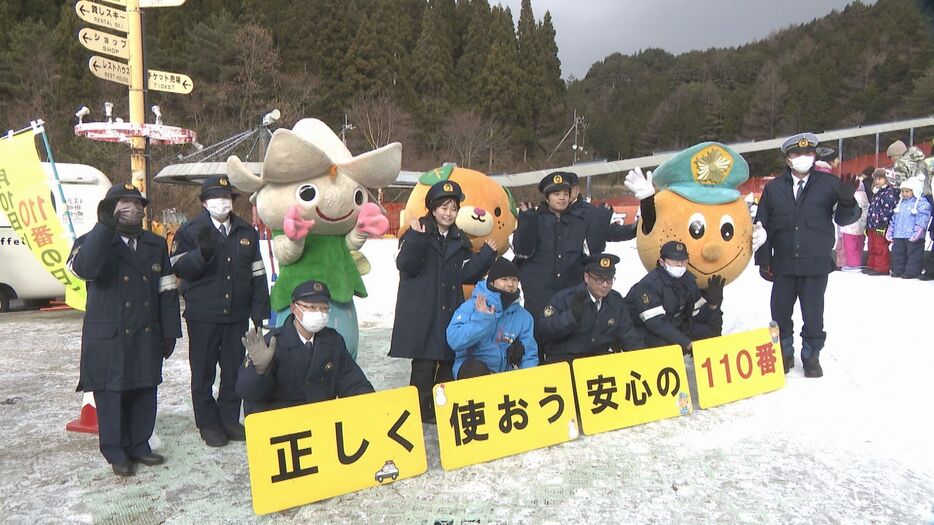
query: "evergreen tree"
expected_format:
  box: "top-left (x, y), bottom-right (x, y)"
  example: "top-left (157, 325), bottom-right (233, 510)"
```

top-left (478, 7), bottom-right (521, 124)
top-left (538, 12), bottom-right (564, 115)
top-left (411, 0), bottom-right (457, 130)
top-left (515, 0), bottom-right (541, 126)
top-left (455, 0), bottom-right (492, 106)
top-left (345, 7), bottom-right (404, 97)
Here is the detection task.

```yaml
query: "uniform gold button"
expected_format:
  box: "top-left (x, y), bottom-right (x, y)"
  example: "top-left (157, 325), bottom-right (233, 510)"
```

top-left (558, 254), bottom-right (562, 258)
top-left (227, 257), bottom-right (231, 262)
top-left (557, 273), bottom-right (561, 278)
top-left (227, 276), bottom-right (231, 280)
top-left (125, 302), bottom-right (131, 308)
top-left (223, 309), bottom-right (228, 314)
top-left (125, 329), bottom-right (131, 335)
top-left (143, 276), bottom-right (148, 281)
top-left (225, 293), bottom-right (230, 298)
top-left (144, 301), bottom-right (149, 307)
top-left (144, 326), bottom-right (151, 333)
top-left (123, 276), bottom-right (129, 282)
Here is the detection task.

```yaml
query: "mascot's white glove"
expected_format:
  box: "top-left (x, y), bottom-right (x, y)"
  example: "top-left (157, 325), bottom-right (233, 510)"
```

top-left (356, 202), bottom-right (389, 238)
top-left (283, 205), bottom-right (315, 241)
top-left (624, 167), bottom-right (655, 200)
top-left (751, 221), bottom-right (767, 253)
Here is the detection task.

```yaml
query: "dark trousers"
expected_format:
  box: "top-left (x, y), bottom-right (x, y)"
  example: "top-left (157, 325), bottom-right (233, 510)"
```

top-left (187, 319), bottom-right (248, 431)
top-left (890, 238), bottom-right (923, 277)
top-left (410, 358), bottom-right (453, 416)
top-left (770, 274), bottom-right (828, 360)
top-left (94, 387), bottom-right (157, 465)
top-left (456, 358), bottom-right (492, 379)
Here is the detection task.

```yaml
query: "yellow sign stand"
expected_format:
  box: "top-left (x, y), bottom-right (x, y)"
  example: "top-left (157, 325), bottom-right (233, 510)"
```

top-left (692, 327), bottom-right (786, 409)
top-left (571, 345), bottom-right (692, 435)
top-left (433, 363), bottom-right (578, 470)
top-left (244, 386), bottom-right (427, 514)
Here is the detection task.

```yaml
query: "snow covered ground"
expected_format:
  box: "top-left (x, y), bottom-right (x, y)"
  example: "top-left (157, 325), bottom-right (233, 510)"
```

top-left (1, 237), bottom-right (933, 524)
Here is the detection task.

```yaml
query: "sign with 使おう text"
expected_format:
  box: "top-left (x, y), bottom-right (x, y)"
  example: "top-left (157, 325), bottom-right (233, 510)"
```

top-left (572, 345), bottom-right (692, 435)
top-left (244, 386), bottom-right (426, 514)
top-left (691, 327), bottom-right (786, 409)
top-left (433, 362), bottom-right (578, 470)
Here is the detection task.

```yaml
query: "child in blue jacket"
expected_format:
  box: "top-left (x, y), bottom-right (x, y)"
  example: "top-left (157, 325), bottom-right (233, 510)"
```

top-left (447, 258), bottom-right (539, 379)
top-left (887, 175), bottom-right (932, 279)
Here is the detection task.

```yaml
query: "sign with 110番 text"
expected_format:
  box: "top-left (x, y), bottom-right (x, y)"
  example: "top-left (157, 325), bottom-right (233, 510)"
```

top-left (691, 327), bottom-right (785, 408)
top-left (243, 386), bottom-right (427, 514)
top-left (571, 345), bottom-right (692, 435)
top-left (433, 362), bottom-right (578, 470)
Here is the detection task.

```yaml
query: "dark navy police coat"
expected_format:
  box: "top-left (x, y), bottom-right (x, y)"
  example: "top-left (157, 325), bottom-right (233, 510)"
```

top-left (537, 283), bottom-right (643, 358)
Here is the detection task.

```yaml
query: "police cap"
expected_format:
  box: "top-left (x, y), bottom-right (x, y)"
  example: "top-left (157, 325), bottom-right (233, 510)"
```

top-left (659, 240), bottom-right (689, 261)
top-left (103, 182), bottom-right (149, 206)
top-left (424, 180), bottom-right (465, 209)
top-left (200, 176), bottom-right (235, 201)
top-left (291, 280), bottom-right (331, 304)
top-left (781, 133), bottom-right (819, 155)
top-left (538, 172), bottom-right (572, 194)
top-left (582, 253), bottom-right (620, 277)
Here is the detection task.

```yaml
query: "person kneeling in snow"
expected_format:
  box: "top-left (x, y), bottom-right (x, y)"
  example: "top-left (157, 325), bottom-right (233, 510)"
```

top-left (236, 280), bottom-right (374, 416)
top-left (447, 258), bottom-right (539, 379)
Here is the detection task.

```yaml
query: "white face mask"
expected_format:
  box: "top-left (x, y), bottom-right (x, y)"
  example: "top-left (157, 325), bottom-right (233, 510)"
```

top-left (205, 198), bottom-right (232, 220)
top-left (298, 310), bottom-right (329, 334)
top-left (789, 155), bottom-right (815, 174)
top-left (665, 264), bottom-right (687, 279)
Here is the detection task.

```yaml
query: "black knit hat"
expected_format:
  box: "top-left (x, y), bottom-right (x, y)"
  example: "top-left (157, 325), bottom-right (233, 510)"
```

top-left (487, 257), bottom-right (519, 283)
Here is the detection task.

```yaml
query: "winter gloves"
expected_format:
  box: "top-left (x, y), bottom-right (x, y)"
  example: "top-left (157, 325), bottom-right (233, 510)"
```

top-left (506, 339), bottom-right (524, 367)
top-left (751, 222), bottom-right (767, 253)
top-left (909, 225), bottom-right (924, 243)
top-left (162, 339), bottom-right (176, 359)
top-left (758, 265), bottom-right (774, 282)
top-left (97, 200), bottom-right (117, 230)
top-left (197, 226), bottom-right (217, 261)
top-left (702, 275), bottom-right (725, 307)
top-left (835, 181), bottom-right (857, 207)
top-left (624, 167), bottom-right (656, 200)
top-left (242, 326), bottom-right (276, 375)
top-left (571, 289), bottom-right (589, 322)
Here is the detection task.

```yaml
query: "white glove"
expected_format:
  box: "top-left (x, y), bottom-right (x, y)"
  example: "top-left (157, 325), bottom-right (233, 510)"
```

top-left (751, 222), bottom-right (767, 253)
top-left (624, 167), bottom-right (655, 200)
top-left (242, 326), bottom-right (276, 375)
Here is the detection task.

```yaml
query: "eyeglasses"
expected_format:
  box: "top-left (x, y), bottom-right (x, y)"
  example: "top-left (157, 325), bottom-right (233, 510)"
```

top-left (587, 273), bottom-right (615, 286)
top-left (295, 303), bottom-right (330, 313)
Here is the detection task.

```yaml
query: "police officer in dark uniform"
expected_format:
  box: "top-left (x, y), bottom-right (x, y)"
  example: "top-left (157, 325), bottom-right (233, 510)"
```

top-left (171, 176), bottom-right (270, 447)
top-left (513, 173), bottom-right (589, 337)
top-left (537, 254), bottom-right (643, 363)
top-left (625, 241), bottom-right (725, 355)
top-left (755, 132), bottom-right (859, 377)
top-left (67, 183), bottom-right (181, 477)
top-left (236, 280), bottom-right (373, 415)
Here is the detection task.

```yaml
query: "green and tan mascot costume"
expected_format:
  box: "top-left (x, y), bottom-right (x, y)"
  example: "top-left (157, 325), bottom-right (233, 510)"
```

top-left (226, 118), bottom-right (401, 359)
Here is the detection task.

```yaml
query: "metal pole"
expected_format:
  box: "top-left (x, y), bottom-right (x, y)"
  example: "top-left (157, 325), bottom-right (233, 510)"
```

top-left (837, 137), bottom-right (843, 176)
top-left (874, 132), bottom-right (880, 168)
top-left (909, 127), bottom-right (915, 146)
top-left (126, 0), bottom-right (148, 222)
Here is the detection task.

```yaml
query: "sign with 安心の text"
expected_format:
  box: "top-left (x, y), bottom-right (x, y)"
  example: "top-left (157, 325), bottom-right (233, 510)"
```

top-left (572, 345), bottom-right (692, 435)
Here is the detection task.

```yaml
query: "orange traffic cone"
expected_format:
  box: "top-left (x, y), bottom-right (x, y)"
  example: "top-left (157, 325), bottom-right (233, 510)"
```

top-left (66, 392), bottom-right (98, 434)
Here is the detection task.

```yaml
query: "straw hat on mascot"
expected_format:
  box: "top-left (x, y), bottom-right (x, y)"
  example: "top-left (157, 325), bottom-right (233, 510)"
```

top-left (226, 118), bottom-right (401, 359)
top-left (624, 142), bottom-right (767, 287)
top-left (400, 164), bottom-right (517, 296)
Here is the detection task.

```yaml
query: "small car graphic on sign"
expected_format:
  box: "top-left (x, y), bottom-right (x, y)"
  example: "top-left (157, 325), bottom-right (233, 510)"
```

top-left (374, 460), bottom-right (400, 483)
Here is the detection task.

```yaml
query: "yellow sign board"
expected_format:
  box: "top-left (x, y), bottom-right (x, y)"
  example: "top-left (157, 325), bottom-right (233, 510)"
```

top-left (572, 345), bottom-right (692, 435)
top-left (244, 386), bottom-right (427, 515)
top-left (147, 69), bottom-right (194, 94)
top-left (692, 327), bottom-right (786, 409)
top-left (0, 132), bottom-right (86, 310)
top-left (88, 55), bottom-right (130, 85)
top-left (79, 28), bottom-right (128, 60)
top-left (75, 0), bottom-right (127, 33)
top-left (433, 363), bottom-right (578, 471)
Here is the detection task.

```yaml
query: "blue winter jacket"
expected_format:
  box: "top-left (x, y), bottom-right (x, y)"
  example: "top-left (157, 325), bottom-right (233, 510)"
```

top-left (447, 280), bottom-right (539, 378)
top-left (889, 195), bottom-right (932, 240)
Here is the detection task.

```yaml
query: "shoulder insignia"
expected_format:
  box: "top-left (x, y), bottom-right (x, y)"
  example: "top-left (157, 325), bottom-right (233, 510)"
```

top-left (152, 263), bottom-right (161, 272)
top-left (608, 318), bottom-right (616, 326)
top-left (543, 305), bottom-right (555, 318)
top-left (240, 237), bottom-right (251, 246)
top-left (641, 293), bottom-right (650, 304)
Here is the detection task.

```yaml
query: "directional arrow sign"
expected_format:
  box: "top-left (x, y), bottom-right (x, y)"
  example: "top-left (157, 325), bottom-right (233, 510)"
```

top-left (148, 69), bottom-right (194, 94)
top-left (78, 28), bottom-right (129, 60)
top-left (88, 55), bottom-right (131, 86)
top-left (75, 0), bottom-right (128, 33)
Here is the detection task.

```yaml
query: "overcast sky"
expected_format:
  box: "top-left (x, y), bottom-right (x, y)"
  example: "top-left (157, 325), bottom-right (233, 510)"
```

top-left (498, 0), bottom-right (873, 79)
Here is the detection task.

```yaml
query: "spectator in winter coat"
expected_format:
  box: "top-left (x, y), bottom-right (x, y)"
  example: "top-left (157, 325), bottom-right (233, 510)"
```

top-left (446, 258), bottom-right (538, 380)
top-left (886, 175), bottom-right (932, 279)
top-left (840, 182), bottom-right (869, 271)
top-left (863, 169), bottom-right (900, 276)
top-left (388, 180), bottom-right (496, 423)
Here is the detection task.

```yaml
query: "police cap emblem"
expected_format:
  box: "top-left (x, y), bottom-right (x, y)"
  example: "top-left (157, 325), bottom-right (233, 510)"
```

top-left (152, 264), bottom-right (161, 272)
top-left (798, 138), bottom-right (810, 148)
top-left (219, 178), bottom-right (229, 186)
top-left (443, 182), bottom-right (453, 193)
top-left (543, 305), bottom-right (555, 317)
top-left (313, 282), bottom-right (323, 291)
top-left (600, 257), bottom-right (611, 268)
top-left (124, 183), bottom-right (134, 190)
top-left (553, 174), bottom-right (563, 184)
top-left (240, 238), bottom-right (250, 246)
